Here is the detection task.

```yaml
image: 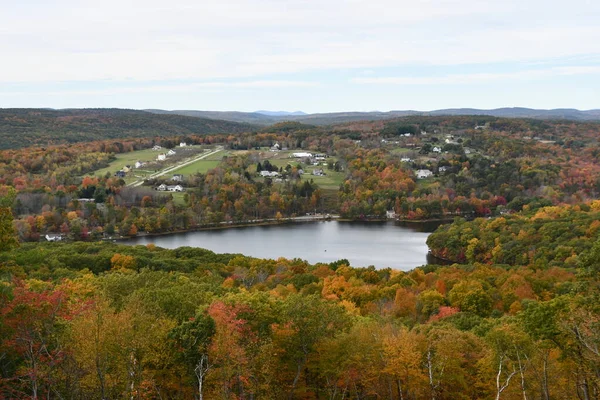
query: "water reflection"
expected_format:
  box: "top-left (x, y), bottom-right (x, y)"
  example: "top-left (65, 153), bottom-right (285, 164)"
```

top-left (124, 221), bottom-right (444, 271)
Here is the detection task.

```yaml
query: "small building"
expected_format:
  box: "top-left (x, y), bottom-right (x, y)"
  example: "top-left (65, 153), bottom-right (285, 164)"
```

top-left (156, 184), bottom-right (167, 191)
top-left (312, 169), bottom-right (325, 176)
top-left (432, 146), bottom-right (442, 153)
top-left (152, 145), bottom-right (162, 151)
top-left (416, 169), bottom-right (433, 179)
top-left (167, 149), bottom-right (177, 156)
top-left (260, 171), bottom-right (280, 177)
top-left (45, 234), bottom-right (63, 242)
top-left (167, 185), bottom-right (184, 192)
top-left (292, 152), bottom-right (312, 158)
top-left (270, 142), bottom-right (281, 151)
top-left (400, 157), bottom-right (412, 163)
top-left (157, 154), bottom-right (166, 161)
top-left (135, 161), bottom-right (145, 169)
top-left (439, 166), bottom-right (448, 173)
top-left (122, 165), bottom-right (131, 173)
top-left (115, 170), bottom-right (126, 178)
top-left (180, 142), bottom-right (187, 147)
top-left (172, 174), bottom-right (184, 182)
top-left (386, 210), bottom-right (396, 219)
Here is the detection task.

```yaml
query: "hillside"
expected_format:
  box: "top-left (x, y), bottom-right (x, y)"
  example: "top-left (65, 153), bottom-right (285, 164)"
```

top-left (148, 107), bottom-right (600, 126)
top-left (0, 108), bottom-right (256, 150)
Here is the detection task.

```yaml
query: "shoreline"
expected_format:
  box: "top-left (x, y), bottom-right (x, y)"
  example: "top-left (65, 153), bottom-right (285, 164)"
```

top-left (112, 215), bottom-right (341, 241)
top-left (110, 215), bottom-right (448, 242)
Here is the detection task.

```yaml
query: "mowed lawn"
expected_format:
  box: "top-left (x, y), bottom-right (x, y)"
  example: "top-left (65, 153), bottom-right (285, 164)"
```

top-left (168, 149), bottom-right (228, 175)
top-left (304, 171), bottom-right (346, 189)
top-left (92, 149), bottom-right (162, 178)
top-left (252, 154), bottom-right (346, 190)
top-left (172, 160), bottom-right (221, 175)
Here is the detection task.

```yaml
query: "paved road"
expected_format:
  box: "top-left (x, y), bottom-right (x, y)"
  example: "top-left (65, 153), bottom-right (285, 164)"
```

top-left (128, 147), bottom-right (223, 187)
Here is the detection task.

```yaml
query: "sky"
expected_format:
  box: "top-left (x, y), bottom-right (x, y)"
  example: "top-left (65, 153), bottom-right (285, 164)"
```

top-left (1, 0), bottom-right (599, 112)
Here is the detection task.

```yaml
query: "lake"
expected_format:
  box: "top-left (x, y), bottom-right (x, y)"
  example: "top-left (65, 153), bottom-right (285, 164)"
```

top-left (125, 221), bottom-right (442, 270)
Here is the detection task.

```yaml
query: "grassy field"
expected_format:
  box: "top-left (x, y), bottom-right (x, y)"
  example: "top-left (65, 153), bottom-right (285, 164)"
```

top-left (244, 150), bottom-right (347, 190)
top-left (170, 192), bottom-right (187, 206)
top-left (304, 171), bottom-right (346, 189)
top-left (90, 146), bottom-right (222, 183)
top-left (92, 149), bottom-right (161, 178)
top-left (171, 160), bottom-right (221, 175)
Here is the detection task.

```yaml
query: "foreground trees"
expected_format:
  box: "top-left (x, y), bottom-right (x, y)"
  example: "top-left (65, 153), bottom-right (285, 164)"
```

top-left (1, 239), bottom-right (600, 398)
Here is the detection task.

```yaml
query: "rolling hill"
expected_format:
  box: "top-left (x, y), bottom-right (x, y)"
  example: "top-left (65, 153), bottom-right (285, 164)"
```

top-left (0, 108), bottom-right (257, 150)
top-left (147, 107), bottom-right (600, 126)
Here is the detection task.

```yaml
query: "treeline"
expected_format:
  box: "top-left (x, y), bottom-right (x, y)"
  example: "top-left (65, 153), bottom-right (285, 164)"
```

top-left (0, 109), bottom-right (254, 150)
top-left (2, 240), bottom-right (600, 398)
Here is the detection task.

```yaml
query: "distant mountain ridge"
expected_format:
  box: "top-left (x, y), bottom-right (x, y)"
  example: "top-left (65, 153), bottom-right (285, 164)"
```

top-left (147, 107), bottom-right (600, 126)
top-left (0, 108), bottom-right (256, 150)
top-left (254, 110), bottom-right (307, 116)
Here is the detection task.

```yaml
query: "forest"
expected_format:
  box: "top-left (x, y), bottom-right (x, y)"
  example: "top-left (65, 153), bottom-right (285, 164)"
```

top-left (0, 109), bottom-right (253, 150)
top-left (1, 239), bottom-right (600, 399)
top-left (2, 114), bottom-right (600, 398)
top-left (3, 115), bottom-right (600, 242)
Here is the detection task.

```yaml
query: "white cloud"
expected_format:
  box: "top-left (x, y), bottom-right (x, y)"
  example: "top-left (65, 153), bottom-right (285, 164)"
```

top-left (0, 0), bottom-right (598, 84)
top-left (0, 80), bottom-right (318, 97)
top-left (352, 66), bottom-right (600, 85)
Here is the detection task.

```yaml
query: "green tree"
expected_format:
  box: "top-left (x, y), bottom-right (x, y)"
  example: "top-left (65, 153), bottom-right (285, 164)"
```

top-left (0, 187), bottom-right (18, 251)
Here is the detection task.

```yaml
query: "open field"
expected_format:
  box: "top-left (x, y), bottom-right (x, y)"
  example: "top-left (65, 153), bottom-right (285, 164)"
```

top-left (171, 160), bottom-right (221, 175)
top-left (304, 171), bottom-right (346, 189)
top-left (245, 150), bottom-right (347, 190)
top-left (90, 146), bottom-right (218, 184)
top-left (92, 149), bottom-right (161, 178)
top-left (203, 150), bottom-right (231, 161)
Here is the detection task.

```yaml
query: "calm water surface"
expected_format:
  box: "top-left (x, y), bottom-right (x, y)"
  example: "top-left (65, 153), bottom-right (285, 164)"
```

top-left (125, 221), bottom-right (441, 270)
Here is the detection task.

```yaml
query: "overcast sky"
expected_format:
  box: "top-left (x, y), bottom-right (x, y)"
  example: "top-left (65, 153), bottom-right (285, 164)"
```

top-left (1, 0), bottom-right (599, 112)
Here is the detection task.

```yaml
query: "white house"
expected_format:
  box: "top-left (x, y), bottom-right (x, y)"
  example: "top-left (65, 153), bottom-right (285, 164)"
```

top-left (386, 210), bottom-right (396, 219)
top-left (172, 174), bottom-right (184, 182)
top-left (400, 157), bottom-right (412, 163)
top-left (439, 166), bottom-right (448, 173)
top-left (135, 161), bottom-right (145, 169)
top-left (432, 146), bottom-right (442, 153)
top-left (292, 152), bottom-right (312, 158)
top-left (45, 234), bottom-right (63, 242)
top-left (312, 169), bottom-right (325, 176)
top-left (167, 149), bottom-right (177, 156)
top-left (152, 145), bottom-right (162, 151)
top-left (157, 154), bottom-right (166, 161)
top-left (180, 142), bottom-right (187, 147)
top-left (416, 169), bottom-right (433, 179)
top-left (270, 142), bottom-right (281, 151)
top-left (260, 171), bottom-right (279, 177)
top-left (156, 184), bottom-right (167, 191)
top-left (167, 185), bottom-right (184, 192)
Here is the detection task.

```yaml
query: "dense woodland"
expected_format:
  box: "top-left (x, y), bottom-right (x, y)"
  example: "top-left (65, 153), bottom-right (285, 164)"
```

top-left (1, 237), bottom-right (600, 399)
top-left (0, 109), bottom-right (254, 150)
top-left (2, 114), bottom-right (600, 398)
